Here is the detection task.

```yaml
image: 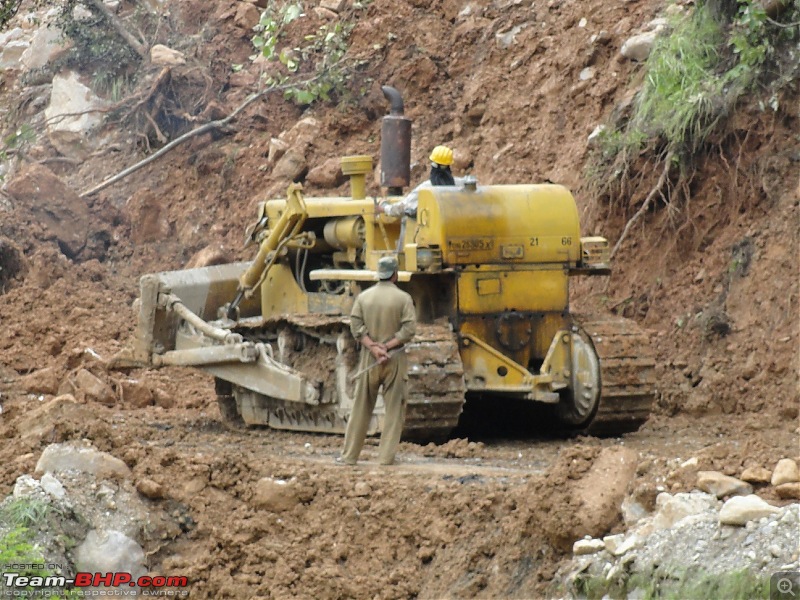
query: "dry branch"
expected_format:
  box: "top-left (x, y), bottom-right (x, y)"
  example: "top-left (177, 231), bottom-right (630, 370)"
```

top-left (85, 0), bottom-right (148, 59)
top-left (610, 150), bottom-right (674, 260)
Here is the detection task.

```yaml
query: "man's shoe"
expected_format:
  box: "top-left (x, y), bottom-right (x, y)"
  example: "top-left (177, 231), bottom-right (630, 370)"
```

top-left (334, 456), bottom-right (356, 466)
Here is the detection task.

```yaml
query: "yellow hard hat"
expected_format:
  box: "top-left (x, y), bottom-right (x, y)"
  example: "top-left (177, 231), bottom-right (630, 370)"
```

top-left (429, 145), bottom-right (454, 166)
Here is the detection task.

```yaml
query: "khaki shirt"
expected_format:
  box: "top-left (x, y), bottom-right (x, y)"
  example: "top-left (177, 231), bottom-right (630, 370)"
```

top-left (350, 281), bottom-right (416, 348)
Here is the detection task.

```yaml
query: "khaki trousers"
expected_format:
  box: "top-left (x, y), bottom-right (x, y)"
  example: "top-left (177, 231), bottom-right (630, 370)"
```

top-left (341, 353), bottom-right (407, 465)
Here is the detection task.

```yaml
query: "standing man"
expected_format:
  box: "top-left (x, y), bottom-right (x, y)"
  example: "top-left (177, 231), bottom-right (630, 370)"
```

top-left (339, 255), bottom-right (416, 466)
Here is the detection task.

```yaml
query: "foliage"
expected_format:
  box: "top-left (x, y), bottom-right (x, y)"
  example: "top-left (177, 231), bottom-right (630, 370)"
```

top-left (251, 1), bottom-right (355, 106)
top-left (0, 498), bottom-right (52, 528)
top-left (587, 0), bottom-right (800, 201)
top-left (55, 0), bottom-right (145, 96)
top-left (630, 568), bottom-right (770, 599)
top-left (0, 124), bottom-right (35, 181)
top-left (571, 567), bottom-right (770, 600)
top-left (0, 0), bottom-right (22, 30)
top-left (0, 527), bottom-right (45, 574)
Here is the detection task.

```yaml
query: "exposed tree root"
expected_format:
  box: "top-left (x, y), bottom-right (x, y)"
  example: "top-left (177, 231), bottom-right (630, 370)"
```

top-left (610, 150), bottom-right (674, 260)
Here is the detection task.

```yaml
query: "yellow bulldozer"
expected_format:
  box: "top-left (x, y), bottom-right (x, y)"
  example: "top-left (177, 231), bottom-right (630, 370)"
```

top-left (117, 86), bottom-right (655, 439)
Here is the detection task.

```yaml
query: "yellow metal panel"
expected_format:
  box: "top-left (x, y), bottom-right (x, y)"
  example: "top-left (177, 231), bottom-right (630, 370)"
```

top-left (476, 277), bottom-right (501, 296)
top-left (459, 318), bottom-right (530, 375)
top-left (532, 313), bottom-right (569, 360)
top-left (415, 184), bottom-right (582, 265)
top-left (261, 264), bottom-right (308, 316)
top-left (308, 269), bottom-right (412, 282)
top-left (266, 197), bottom-right (375, 219)
top-left (457, 267), bottom-right (568, 314)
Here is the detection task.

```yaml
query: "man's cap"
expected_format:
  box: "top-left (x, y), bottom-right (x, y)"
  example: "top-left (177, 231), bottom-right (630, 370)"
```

top-left (377, 256), bottom-right (398, 280)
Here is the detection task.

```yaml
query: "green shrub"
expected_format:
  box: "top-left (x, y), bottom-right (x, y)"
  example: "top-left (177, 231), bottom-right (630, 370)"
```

top-left (251, 1), bottom-right (356, 106)
top-left (588, 0), bottom-right (800, 199)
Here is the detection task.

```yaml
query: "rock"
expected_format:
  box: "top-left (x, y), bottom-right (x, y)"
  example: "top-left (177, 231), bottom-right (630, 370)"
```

top-left (697, 471), bottom-right (753, 498)
top-left (740, 352), bottom-right (759, 380)
top-left (272, 147), bottom-right (308, 182)
top-left (235, 2), bottom-right (261, 28)
top-left (741, 466), bottom-right (772, 484)
top-left (496, 24), bottom-right (525, 49)
top-left (72, 369), bottom-right (116, 406)
top-left (621, 496), bottom-right (649, 526)
top-left (417, 545), bottom-right (435, 562)
top-left (573, 538), bottom-right (605, 555)
top-left (20, 26), bottom-right (68, 70)
top-left (680, 457), bottom-right (699, 469)
top-left (118, 379), bottom-right (154, 408)
top-left (718, 494), bottom-right (780, 526)
top-left (268, 137), bottom-right (290, 163)
top-left (451, 148), bottom-right (472, 172)
top-left (0, 27), bottom-right (24, 47)
top-left (19, 367), bottom-right (61, 395)
top-left (40, 473), bottom-right (66, 500)
top-left (184, 244), bottom-right (231, 269)
top-left (591, 30), bottom-right (612, 45)
top-left (587, 124), bottom-right (606, 148)
top-left (127, 190), bottom-right (171, 244)
top-left (651, 491), bottom-right (720, 531)
top-left (282, 117), bottom-right (320, 147)
top-left (229, 70), bottom-right (257, 88)
top-left (306, 157), bottom-right (345, 188)
top-left (313, 7), bottom-right (338, 19)
top-left (0, 40), bottom-right (29, 69)
top-left (603, 533), bottom-right (638, 556)
top-left (775, 483), bottom-right (800, 500)
top-left (353, 482), bottom-right (371, 497)
top-left (36, 442), bottom-right (131, 479)
top-left (602, 533), bottom-right (625, 554)
top-left (772, 459), bottom-right (799, 486)
top-left (579, 67), bottom-right (595, 81)
top-left (72, 4), bottom-right (93, 20)
top-left (252, 477), bottom-right (299, 512)
top-left (13, 474), bottom-right (43, 499)
top-left (565, 447), bottom-right (639, 545)
top-left (5, 164), bottom-right (90, 259)
top-left (152, 388), bottom-right (174, 409)
top-left (150, 44), bottom-right (186, 66)
top-left (44, 71), bottom-right (110, 158)
top-left (136, 478), bottom-right (165, 500)
top-left (647, 17), bottom-right (669, 32)
top-left (74, 530), bottom-right (147, 582)
top-left (620, 31), bottom-right (658, 62)
top-left (16, 394), bottom-right (87, 443)
top-left (183, 477), bottom-right (207, 495)
top-left (319, 0), bottom-right (346, 12)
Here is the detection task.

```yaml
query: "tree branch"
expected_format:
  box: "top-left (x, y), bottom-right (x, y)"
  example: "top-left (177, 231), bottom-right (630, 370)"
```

top-left (85, 0), bottom-right (148, 59)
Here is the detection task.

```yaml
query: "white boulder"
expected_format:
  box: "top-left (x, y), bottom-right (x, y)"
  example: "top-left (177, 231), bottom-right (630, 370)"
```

top-left (719, 495), bottom-right (780, 526)
top-left (620, 31), bottom-right (658, 62)
top-left (35, 442), bottom-right (131, 479)
top-left (44, 71), bottom-right (110, 157)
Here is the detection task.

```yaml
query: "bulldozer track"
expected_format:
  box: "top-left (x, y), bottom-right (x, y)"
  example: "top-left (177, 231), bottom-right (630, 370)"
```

top-left (575, 314), bottom-right (657, 436)
top-left (222, 319), bottom-right (466, 440)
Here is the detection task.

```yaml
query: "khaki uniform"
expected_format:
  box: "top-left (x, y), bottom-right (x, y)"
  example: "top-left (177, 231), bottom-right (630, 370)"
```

top-left (341, 281), bottom-right (416, 465)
